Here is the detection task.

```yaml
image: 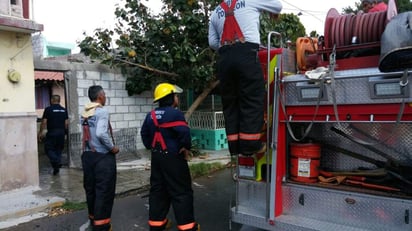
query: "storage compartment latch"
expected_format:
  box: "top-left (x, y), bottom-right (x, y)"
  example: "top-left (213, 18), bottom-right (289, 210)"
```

top-left (298, 193), bottom-right (305, 206)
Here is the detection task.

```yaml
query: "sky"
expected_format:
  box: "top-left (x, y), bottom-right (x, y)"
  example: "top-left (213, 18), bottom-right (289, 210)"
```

top-left (32, 0), bottom-right (357, 52)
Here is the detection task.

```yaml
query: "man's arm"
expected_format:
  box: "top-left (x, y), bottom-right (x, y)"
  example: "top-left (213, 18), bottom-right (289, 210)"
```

top-left (208, 23), bottom-right (220, 51)
top-left (208, 10), bottom-right (221, 51)
top-left (38, 118), bottom-right (47, 142)
top-left (96, 110), bottom-right (119, 154)
top-left (64, 109), bottom-right (69, 132)
top-left (140, 114), bottom-right (153, 150)
top-left (64, 119), bottom-right (69, 133)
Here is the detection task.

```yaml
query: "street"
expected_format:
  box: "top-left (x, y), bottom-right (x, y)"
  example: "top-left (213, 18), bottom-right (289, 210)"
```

top-left (3, 168), bottom-right (263, 231)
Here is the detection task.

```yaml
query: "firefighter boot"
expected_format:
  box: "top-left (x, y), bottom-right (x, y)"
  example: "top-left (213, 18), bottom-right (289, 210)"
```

top-left (93, 223), bottom-right (112, 231)
top-left (194, 223), bottom-right (200, 231)
top-left (188, 223), bottom-right (200, 231)
top-left (150, 219), bottom-right (173, 231)
top-left (83, 215), bottom-right (94, 231)
top-left (179, 223), bottom-right (200, 231)
top-left (84, 219), bottom-right (94, 231)
top-left (242, 142), bottom-right (266, 156)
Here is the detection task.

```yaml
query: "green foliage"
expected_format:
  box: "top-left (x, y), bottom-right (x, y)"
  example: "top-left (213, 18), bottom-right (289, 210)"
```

top-left (259, 12), bottom-right (306, 47)
top-left (309, 31), bottom-right (319, 38)
top-left (61, 201), bottom-right (87, 211)
top-left (397, 0), bottom-right (412, 12)
top-left (343, 0), bottom-right (412, 13)
top-left (343, 3), bottom-right (360, 14)
top-left (78, 0), bottom-right (307, 95)
top-left (79, 0), bottom-right (219, 95)
top-left (189, 162), bottom-right (224, 178)
top-left (190, 137), bottom-right (206, 157)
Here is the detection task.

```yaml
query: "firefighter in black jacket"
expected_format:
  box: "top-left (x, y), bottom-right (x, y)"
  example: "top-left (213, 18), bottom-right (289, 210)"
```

top-left (141, 83), bottom-right (200, 231)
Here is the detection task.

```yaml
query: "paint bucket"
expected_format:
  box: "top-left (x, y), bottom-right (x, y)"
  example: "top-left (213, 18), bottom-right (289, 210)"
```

top-left (290, 143), bottom-right (321, 183)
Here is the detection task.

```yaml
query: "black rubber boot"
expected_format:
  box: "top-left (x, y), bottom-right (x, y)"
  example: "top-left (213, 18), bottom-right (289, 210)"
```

top-left (93, 223), bottom-right (112, 231)
top-left (180, 223), bottom-right (200, 231)
top-left (150, 219), bottom-right (172, 231)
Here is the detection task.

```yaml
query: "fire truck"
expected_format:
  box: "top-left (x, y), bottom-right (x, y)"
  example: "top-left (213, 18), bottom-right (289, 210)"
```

top-left (230, 1), bottom-right (412, 230)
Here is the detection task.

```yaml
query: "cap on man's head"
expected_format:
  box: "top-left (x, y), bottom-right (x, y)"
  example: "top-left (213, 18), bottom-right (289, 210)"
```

top-left (362, 0), bottom-right (374, 3)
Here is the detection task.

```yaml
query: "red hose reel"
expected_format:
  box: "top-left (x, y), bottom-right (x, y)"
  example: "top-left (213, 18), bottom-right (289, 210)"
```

top-left (324, 8), bottom-right (388, 49)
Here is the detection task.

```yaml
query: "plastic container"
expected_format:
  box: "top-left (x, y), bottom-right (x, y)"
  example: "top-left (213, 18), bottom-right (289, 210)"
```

top-left (290, 143), bottom-right (321, 183)
top-left (296, 37), bottom-right (318, 72)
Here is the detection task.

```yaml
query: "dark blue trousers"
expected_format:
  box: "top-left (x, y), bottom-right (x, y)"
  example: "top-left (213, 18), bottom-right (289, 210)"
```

top-left (44, 130), bottom-right (65, 169)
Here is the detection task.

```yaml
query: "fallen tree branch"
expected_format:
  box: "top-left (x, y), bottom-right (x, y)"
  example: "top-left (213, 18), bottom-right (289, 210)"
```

top-left (115, 58), bottom-right (179, 77)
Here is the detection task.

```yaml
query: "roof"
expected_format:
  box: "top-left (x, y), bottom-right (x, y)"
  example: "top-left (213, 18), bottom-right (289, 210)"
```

top-left (34, 71), bottom-right (64, 81)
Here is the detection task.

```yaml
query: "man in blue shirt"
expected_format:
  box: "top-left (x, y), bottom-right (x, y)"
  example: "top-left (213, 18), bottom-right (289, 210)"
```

top-left (38, 95), bottom-right (68, 175)
top-left (81, 85), bottom-right (119, 231)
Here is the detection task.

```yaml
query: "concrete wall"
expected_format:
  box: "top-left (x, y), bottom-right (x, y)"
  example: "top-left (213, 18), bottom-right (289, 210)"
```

top-left (34, 60), bottom-right (154, 168)
top-left (0, 31), bottom-right (39, 192)
top-left (0, 113), bottom-right (38, 191)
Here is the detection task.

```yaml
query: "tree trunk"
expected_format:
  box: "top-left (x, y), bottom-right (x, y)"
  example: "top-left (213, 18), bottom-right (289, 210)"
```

top-left (184, 79), bottom-right (220, 121)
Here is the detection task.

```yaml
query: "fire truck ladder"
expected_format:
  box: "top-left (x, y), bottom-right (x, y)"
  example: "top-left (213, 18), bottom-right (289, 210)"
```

top-left (230, 31), bottom-right (283, 230)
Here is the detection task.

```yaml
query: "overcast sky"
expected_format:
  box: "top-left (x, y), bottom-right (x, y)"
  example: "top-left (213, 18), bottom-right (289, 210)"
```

top-left (32, 0), bottom-right (357, 50)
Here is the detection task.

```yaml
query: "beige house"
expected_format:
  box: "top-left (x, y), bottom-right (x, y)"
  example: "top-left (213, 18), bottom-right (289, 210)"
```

top-left (0, 0), bottom-right (43, 193)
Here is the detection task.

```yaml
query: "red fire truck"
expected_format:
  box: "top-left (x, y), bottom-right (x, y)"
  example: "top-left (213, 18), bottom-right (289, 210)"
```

top-left (230, 1), bottom-right (412, 230)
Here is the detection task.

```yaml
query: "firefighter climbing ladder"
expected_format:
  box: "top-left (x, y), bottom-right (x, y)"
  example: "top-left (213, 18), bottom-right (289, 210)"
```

top-left (231, 31), bottom-right (283, 229)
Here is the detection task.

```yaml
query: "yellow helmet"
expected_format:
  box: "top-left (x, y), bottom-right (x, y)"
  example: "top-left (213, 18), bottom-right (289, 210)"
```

top-left (153, 83), bottom-right (183, 102)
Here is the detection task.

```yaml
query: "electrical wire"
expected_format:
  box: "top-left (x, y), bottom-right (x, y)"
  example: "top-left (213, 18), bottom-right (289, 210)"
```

top-left (282, 0), bottom-right (324, 22)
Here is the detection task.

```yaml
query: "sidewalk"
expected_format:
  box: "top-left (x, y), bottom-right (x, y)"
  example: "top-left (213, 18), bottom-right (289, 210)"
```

top-left (0, 149), bottom-right (231, 229)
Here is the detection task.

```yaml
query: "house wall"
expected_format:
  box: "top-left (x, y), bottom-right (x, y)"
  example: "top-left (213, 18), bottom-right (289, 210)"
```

top-left (52, 84), bottom-right (66, 108)
top-left (0, 31), bottom-right (39, 192)
top-left (0, 32), bottom-right (36, 112)
top-left (34, 60), bottom-right (154, 168)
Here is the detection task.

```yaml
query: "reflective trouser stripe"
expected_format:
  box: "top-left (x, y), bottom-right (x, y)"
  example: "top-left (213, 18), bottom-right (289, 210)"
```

top-left (226, 133), bottom-right (239, 141)
top-left (239, 132), bottom-right (261, 141)
top-left (229, 133), bottom-right (261, 141)
top-left (94, 218), bottom-right (111, 226)
top-left (148, 218), bottom-right (168, 227)
top-left (178, 222), bottom-right (196, 230)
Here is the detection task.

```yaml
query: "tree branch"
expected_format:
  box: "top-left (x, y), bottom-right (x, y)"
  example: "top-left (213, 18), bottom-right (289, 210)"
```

top-left (115, 58), bottom-right (179, 77)
top-left (184, 79), bottom-right (220, 120)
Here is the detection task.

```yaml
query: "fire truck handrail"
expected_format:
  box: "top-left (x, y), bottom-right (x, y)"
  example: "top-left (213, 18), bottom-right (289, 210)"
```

top-left (267, 31), bottom-right (282, 222)
top-left (282, 68), bottom-right (412, 83)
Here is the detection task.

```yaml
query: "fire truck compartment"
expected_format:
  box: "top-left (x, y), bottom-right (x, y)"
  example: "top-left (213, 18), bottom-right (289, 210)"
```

top-left (231, 68), bottom-right (412, 230)
top-left (283, 68), bottom-right (411, 106)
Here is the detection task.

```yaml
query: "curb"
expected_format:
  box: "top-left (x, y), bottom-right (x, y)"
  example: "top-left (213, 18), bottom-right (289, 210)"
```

top-left (0, 187), bottom-right (65, 229)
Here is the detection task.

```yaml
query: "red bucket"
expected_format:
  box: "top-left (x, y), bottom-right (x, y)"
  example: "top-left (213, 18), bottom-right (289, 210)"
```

top-left (290, 143), bottom-right (321, 183)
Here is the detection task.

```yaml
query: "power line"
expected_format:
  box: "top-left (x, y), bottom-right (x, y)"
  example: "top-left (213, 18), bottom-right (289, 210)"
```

top-left (283, 7), bottom-right (328, 14)
top-left (282, 0), bottom-right (324, 22)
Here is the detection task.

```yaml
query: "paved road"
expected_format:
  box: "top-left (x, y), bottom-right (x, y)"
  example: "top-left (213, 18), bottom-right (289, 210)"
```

top-left (3, 168), bottom-right (263, 231)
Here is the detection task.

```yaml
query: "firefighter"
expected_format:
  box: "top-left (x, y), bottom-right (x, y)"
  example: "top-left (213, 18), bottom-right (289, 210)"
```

top-left (208, 0), bottom-right (283, 156)
top-left (81, 85), bottom-right (119, 231)
top-left (141, 83), bottom-right (199, 231)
